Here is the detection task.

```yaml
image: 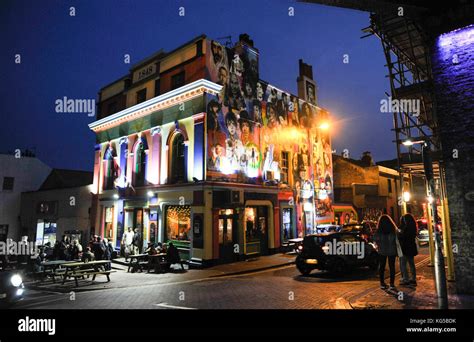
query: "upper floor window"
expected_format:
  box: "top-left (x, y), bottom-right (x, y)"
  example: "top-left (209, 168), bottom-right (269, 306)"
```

top-left (2, 177), bottom-right (14, 191)
top-left (103, 147), bottom-right (117, 190)
top-left (136, 88), bottom-right (147, 104)
top-left (387, 179), bottom-right (392, 193)
top-left (171, 71), bottom-right (185, 90)
top-left (170, 133), bottom-right (186, 183)
top-left (280, 151), bottom-right (289, 184)
top-left (134, 138), bottom-right (148, 187)
top-left (154, 79), bottom-right (161, 97)
top-left (107, 102), bottom-right (117, 115)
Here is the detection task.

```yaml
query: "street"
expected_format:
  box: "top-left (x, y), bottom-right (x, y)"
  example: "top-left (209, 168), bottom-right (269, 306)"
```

top-left (15, 252), bottom-right (431, 310)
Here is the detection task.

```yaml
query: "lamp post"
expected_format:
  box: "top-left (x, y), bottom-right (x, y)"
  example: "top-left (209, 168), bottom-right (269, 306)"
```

top-left (403, 138), bottom-right (448, 309)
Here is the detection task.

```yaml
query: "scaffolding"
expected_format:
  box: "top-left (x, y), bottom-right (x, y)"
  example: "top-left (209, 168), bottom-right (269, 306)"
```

top-left (362, 11), bottom-right (454, 280)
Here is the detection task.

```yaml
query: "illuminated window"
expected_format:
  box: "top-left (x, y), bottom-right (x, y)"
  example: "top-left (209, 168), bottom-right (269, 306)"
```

top-left (280, 151), bottom-right (289, 184)
top-left (165, 205), bottom-right (191, 241)
top-left (170, 133), bottom-right (186, 183)
top-left (103, 147), bottom-right (117, 190)
top-left (134, 139), bottom-right (147, 187)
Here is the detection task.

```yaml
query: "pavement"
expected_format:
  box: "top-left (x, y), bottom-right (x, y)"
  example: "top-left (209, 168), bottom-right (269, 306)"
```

top-left (23, 253), bottom-right (296, 293)
top-left (18, 249), bottom-right (474, 309)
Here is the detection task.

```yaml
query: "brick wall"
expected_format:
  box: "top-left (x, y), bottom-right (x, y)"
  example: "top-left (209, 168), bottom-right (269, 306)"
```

top-left (431, 25), bottom-right (474, 294)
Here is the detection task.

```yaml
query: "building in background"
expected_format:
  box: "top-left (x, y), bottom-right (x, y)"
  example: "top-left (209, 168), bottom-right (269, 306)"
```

top-left (0, 151), bottom-right (51, 242)
top-left (332, 152), bottom-right (410, 224)
top-left (89, 33), bottom-right (334, 266)
top-left (20, 169), bottom-right (93, 247)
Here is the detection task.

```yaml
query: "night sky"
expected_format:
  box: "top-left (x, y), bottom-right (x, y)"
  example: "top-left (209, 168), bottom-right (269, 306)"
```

top-left (1, 0), bottom-right (394, 171)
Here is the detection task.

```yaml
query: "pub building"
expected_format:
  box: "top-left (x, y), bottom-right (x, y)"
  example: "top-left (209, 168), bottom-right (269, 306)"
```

top-left (89, 34), bottom-right (334, 266)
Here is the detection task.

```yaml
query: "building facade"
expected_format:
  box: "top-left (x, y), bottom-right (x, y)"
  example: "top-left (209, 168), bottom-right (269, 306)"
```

top-left (21, 169), bottom-right (93, 247)
top-left (332, 152), bottom-right (408, 223)
top-left (89, 34), bottom-right (334, 266)
top-left (0, 152), bottom-right (51, 242)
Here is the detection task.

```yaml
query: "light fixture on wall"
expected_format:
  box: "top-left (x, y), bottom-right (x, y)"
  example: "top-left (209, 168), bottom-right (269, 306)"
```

top-left (147, 191), bottom-right (155, 198)
top-left (113, 194), bottom-right (119, 200)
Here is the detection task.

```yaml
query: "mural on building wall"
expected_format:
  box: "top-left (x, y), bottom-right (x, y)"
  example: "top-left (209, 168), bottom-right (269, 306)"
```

top-left (206, 40), bottom-right (334, 224)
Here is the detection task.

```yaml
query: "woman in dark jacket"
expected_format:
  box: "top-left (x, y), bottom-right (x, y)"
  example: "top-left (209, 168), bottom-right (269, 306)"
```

top-left (374, 214), bottom-right (398, 290)
top-left (398, 214), bottom-right (418, 286)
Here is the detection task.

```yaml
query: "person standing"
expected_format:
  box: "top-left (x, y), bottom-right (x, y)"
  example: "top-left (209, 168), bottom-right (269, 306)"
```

top-left (374, 214), bottom-right (399, 291)
top-left (398, 214), bottom-right (418, 286)
top-left (122, 227), bottom-right (134, 261)
top-left (132, 228), bottom-right (141, 255)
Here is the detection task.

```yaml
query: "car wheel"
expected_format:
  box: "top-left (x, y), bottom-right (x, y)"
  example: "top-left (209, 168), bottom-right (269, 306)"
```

top-left (296, 255), bottom-right (311, 276)
top-left (368, 253), bottom-right (379, 271)
top-left (329, 258), bottom-right (346, 276)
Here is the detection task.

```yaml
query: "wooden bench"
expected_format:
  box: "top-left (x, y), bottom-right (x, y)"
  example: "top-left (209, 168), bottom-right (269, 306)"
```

top-left (61, 261), bottom-right (113, 286)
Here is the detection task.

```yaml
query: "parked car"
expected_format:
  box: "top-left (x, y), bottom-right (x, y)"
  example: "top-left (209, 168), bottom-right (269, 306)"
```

top-left (295, 232), bottom-right (379, 276)
top-left (0, 271), bottom-right (24, 307)
top-left (315, 224), bottom-right (342, 234)
top-left (416, 218), bottom-right (442, 245)
top-left (341, 221), bottom-right (377, 241)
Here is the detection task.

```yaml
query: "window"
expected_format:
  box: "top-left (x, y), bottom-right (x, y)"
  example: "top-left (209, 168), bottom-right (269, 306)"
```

top-left (0, 224), bottom-right (8, 242)
top-left (170, 133), bottom-right (186, 183)
top-left (103, 147), bottom-right (117, 190)
top-left (280, 151), bottom-right (289, 184)
top-left (107, 102), bottom-right (117, 115)
top-left (35, 219), bottom-right (57, 246)
top-left (154, 79), bottom-right (161, 97)
top-left (165, 206), bottom-right (191, 241)
top-left (2, 177), bottom-right (14, 191)
top-left (171, 71), bottom-right (185, 90)
top-left (134, 140), bottom-right (147, 187)
top-left (387, 179), bottom-right (392, 193)
top-left (136, 88), bottom-right (147, 104)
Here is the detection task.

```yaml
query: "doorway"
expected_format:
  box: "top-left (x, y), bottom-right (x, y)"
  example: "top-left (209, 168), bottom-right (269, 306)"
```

top-left (218, 209), bottom-right (235, 262)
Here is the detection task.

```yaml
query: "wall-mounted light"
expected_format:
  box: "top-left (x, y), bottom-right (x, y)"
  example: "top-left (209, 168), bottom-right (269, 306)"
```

top-left (147, 191), bottom-right (155, 198)
top-left (403, 191), bottom-right (411, 202)
top-left (113, 194), bottom-right (119, 200)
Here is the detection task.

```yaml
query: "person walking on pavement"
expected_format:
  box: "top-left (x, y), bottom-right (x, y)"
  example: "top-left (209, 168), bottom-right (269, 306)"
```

top-left (398, 213), bottom-right (418, 286)
top-left (132, 228), bottom-right (141, 255)
top-left (374, 214), bottom-right (401, 291)
top-left (122, 227), bottom-right (134, 262)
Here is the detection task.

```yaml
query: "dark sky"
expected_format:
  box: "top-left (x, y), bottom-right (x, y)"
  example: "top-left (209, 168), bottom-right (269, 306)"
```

top-left (0, 0), bottom-right (395, 171)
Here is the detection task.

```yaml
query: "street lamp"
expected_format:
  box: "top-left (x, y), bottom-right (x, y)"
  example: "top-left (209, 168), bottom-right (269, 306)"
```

top-left (402, 138), bottom-right (448, 309)
top-left (318, 121), bottom-right (330, 130)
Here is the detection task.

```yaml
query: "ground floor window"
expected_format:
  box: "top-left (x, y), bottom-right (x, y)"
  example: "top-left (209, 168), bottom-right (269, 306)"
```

top-left (165, 205), bottom-right (191, 241)
top-left (282, 207), bottom-right (294, 241)
top-left (104, 207), bottom-right (114, 240)
top-left (244, 206), bottom-right (268, 255)
top-left (35, 219), bottom-right (57, 246)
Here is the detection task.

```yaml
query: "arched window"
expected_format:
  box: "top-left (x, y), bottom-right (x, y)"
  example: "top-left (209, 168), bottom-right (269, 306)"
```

top-left (170, 133), bottom-right (186, 183)
top-left (133, 138), bottom-right (148, 187)
top-left (103, 146), bottom-right (117, 190)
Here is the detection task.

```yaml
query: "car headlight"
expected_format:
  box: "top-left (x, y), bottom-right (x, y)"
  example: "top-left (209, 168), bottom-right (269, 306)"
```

top-left (10, 274), bottom-right (23, 287)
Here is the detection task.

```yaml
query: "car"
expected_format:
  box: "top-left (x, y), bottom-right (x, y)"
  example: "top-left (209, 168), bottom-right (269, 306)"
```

top-left (295, 231), bottom-right (379, 276)
top-left (0, 271), bottom-right (25, 307)
top-left (315, 224), bottom-right (342, 234)
top-left (341, 222), bottom-right (376, 241)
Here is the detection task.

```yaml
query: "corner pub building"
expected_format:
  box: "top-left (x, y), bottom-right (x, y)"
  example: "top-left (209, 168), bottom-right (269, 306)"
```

top-left (88, 34), bottom-right (335, 267)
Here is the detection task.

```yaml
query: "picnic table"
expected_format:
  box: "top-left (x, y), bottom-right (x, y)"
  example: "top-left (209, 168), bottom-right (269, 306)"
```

top-left (146, 253), bottom-right (168, 273)
top-left (127, 254), bottom-right (149, 273)
top-left (61, 260), bottom-right (113, 286)
top-left (39, 260), bottom-right (79, 282)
